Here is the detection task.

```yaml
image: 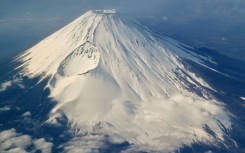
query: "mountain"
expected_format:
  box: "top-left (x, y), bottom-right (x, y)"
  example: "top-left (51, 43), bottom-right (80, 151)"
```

top-left (1, 10), bottom-right (243, 153)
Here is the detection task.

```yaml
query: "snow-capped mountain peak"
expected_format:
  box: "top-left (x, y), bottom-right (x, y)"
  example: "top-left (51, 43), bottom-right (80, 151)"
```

top-left (94, 9), bottom-right (117, 14)
top-left (17, 9), bottom-right (212, 95)
top-left (16, 10), bottom-right (230, 152)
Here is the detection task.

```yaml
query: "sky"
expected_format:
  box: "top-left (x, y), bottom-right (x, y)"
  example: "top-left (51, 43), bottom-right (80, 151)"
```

top-left (0, 0), bottom-right (245, 61)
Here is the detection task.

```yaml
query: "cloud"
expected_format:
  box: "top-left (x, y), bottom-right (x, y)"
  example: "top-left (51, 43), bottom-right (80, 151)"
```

top-left (0, 78), bottom-right (24, 92)
top-left (117, 94), bottom-right (231, 152)
top-left (50, 93), bottom-right (230, 152)
top-left (61, 135), bottom-right (106, 153)
top-left (0, 129), bottom-right (32, 152)
top-left (0, 81), bottom-right (12, 92)
top-left (0, 106), bottom-right (11, 112)
top-left (0, 129), bottom-right (53, 153)
top-left (162, 16), bottom-right (168, 21)
top-left (21, 112), bottom-right (31, 118)
top-left (34, 138), bottom-right (53, 153)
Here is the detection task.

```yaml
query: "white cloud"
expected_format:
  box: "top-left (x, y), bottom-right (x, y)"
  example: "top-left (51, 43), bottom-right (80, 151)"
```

top-left (4, 148), bottom-right (27, 153)
top-left (0, 106), bottom-right (11, 112)
top-left (61, 135), bottom-right (106, 153)
top-left (0, 129), bottom-right (53, 153)
top-left (0, 78), bottom-right (24, 92)
top-left (0, 81), bottom-right (12, 92)
top-left (51, 94), bottom-right (230, 152)
top-left (21, 112), bottom-right (31, 118)
top-left (162, 16), bottom-right (168, 21)
top-left (0, 129), bottom-right (31, 153)
top-left (34, 138), bottom-right (53, 153)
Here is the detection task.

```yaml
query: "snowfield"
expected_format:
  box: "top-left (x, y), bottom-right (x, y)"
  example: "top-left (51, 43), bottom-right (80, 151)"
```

top-left (16, 10), bottom-right (231, 152)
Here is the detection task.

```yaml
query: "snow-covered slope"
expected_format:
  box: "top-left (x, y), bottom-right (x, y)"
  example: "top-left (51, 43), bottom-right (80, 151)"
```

top-left (16, 10), bottom-right (230, 152)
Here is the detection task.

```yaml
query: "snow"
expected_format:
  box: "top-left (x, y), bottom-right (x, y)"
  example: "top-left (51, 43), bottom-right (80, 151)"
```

top-left (16, 10), bottom-right (231, 152)
top-left (58, 42), bottom-right (100, 76)
top-left (94, 9), bottom-right (117, 14)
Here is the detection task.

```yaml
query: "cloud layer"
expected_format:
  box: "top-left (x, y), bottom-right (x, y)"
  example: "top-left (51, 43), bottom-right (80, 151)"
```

top-left (0, 129), bottom-right (53, 153)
